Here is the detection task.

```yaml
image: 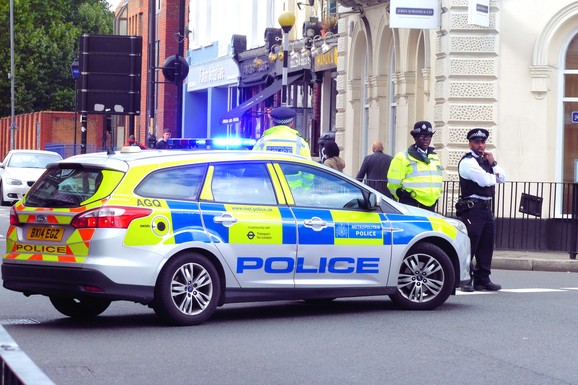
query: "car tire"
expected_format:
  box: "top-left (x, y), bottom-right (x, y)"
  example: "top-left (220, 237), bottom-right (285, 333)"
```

top-left (389, 243), bottom-right (455, 310)
top-left (49, 296), bottom-right (111, 318)
top-left (153, 252), bottom-right (221, 326)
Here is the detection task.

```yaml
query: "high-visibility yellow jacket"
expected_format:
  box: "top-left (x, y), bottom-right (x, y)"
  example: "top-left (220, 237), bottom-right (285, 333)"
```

top-left (252, 125), bottom-right (311, 160)
top-left (387, 145), bottom-right (443, 206)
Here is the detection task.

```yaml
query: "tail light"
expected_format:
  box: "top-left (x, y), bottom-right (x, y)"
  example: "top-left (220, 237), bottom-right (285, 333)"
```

top-left (71, 206), bottom-right (152, 229)
top-left (9, 206), bottom-right (21, 226)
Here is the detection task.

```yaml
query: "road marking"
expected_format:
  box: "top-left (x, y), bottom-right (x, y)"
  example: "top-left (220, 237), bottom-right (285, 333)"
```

top-left (457, 288), bottom-right (570, 295)
top-left (0, 318), bottom-right (40, 325)
top-left (500, 288), bottom-right (565, 293)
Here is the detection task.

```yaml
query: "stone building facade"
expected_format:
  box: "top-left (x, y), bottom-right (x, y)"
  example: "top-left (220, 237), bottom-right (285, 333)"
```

top-left (336, 0), bottom-right (578, 186)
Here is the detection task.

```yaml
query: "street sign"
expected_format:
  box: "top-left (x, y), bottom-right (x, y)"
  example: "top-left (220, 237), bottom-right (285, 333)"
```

top-left (77, 34), bottom-right (142, 115)
top-left (572, 111), bottom-right (578, 123)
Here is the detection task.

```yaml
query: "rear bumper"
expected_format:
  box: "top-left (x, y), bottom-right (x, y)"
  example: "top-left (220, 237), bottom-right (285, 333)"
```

top-left (1, 263), bottom-right (154, 304)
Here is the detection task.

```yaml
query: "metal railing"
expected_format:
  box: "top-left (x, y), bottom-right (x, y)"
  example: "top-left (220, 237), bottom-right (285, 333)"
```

top-left (437, 181), bottom-right (578, 258)
top-left (1, 325), bottom-right (56, 385)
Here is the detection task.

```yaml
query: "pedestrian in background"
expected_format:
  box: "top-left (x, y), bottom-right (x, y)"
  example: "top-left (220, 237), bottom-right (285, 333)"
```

top-left (155, 129), bottom-right (172, 149)
top-left (322, 140), bottom-right (345, 172)
top-left (253, 107), bottom-right (311, 160)
top-left (387, 121), bottom-right (443, 211)
top-left (356, 140), bottom-right (393, 198)
top-left (458, 128), bottom-right (506, 292)
top-left (125, 135), bottom-right (147, 149)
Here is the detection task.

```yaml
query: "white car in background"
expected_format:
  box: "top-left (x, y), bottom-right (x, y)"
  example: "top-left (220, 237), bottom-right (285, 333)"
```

top-left (0, 149), bottom-right (63, 206)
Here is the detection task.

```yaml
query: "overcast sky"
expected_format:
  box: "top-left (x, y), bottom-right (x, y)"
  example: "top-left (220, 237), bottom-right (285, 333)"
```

top-left (106, 0), bottom-right (119, 10)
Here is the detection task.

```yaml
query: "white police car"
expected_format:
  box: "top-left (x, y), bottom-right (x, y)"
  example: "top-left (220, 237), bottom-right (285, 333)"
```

top-left (2, 148), bottom-right (470, 325)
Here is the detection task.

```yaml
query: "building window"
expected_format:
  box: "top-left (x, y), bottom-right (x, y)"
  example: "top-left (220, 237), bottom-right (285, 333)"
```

top-left (562, 33), bottom-right (578, 186)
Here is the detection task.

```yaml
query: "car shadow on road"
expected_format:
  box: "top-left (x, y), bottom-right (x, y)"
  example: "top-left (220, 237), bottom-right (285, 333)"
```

top-left (14, 296), bottom-right (470, 329)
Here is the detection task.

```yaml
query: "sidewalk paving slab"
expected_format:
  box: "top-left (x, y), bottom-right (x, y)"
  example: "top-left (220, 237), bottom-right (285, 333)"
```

top-left (492, 250), bottom-right (578, 273)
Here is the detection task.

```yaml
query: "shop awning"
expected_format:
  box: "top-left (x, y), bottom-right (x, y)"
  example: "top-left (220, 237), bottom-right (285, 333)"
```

top-left (221, 74), bottom-right (303, 125)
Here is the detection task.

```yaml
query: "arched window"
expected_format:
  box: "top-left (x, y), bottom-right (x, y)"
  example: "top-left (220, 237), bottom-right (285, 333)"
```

top-left (562, 34), bottom-right (578, 185)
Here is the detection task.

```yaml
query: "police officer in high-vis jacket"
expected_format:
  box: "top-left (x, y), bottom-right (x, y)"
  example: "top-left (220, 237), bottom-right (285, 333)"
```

top-left (458, 128), bottom-right (506, 292)
top-left (387, 121), bottom-right (443, 211)
top-left (252, 107), bottom-right (311, 160)
top-left (253, 107), bottom-right (313, 192)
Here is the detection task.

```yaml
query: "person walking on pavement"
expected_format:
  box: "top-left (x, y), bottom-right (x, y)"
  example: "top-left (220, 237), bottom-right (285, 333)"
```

top-left (322, 140), bottom-right (345, 172)
top-left (356, 140), bottom-right (393, 198)
top-left (387, 121), bottom-right (443, 211)
top-left (252, 106), bottom-right (311, 160)
top-left (458, 128), bottom-right (506, 292)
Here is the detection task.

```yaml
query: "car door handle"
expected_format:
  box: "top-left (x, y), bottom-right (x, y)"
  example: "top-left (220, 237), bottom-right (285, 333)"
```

top-left (303, 217), bottom-right (327, 230)
top-left (213, 213), bottom-right (238, 227)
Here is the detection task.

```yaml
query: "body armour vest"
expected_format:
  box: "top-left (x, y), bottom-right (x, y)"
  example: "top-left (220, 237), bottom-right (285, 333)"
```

top-left (458, 153), bottom-right (495, 198)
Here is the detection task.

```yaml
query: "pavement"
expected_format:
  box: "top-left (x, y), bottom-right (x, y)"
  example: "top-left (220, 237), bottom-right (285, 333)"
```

top-left (493, 250), bottom-right (578, 273)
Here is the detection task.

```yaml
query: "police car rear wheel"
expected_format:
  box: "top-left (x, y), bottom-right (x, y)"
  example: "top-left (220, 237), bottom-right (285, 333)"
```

top-left (389, 243), bottom-right (455, 310)
top-left (154, 253), bottom-right (221, 326)
top-left (49, 296), bottom-right (111, 318)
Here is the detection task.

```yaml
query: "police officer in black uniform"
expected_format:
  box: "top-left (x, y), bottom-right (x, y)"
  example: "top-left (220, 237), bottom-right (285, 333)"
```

top-left (458, 128), bottom-right (506, 292)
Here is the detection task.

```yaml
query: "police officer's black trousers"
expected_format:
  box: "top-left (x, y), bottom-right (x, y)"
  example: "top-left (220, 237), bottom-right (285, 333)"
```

top-left (462, 206), bottom-right (495, 284)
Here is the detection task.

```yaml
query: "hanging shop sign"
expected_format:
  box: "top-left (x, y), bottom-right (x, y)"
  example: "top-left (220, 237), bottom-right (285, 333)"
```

top-left (313, 47), bottom-right (338, 72)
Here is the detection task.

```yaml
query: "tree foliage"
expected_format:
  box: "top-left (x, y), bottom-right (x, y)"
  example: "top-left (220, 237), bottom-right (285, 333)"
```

top-left (0, 0), bottom-right (114, 117)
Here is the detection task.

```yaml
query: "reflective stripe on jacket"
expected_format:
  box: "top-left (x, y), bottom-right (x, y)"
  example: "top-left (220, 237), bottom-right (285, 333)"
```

top-left (252, 125), bottom-right (311, 160)
top-left (387, 148), bottom-right (443, 206)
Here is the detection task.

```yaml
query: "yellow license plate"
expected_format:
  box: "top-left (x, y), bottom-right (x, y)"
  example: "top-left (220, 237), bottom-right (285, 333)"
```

top-left (27, 227), bottom-right (64, 242)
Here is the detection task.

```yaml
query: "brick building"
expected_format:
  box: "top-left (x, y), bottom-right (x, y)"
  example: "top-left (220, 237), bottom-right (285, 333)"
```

top-left (0, 112), bottom-right (104, 160)
top-left (112, 0), bottom-right (186, 147)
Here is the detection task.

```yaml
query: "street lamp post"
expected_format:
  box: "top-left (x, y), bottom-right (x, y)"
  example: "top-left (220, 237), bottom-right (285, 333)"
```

top-left (278, 11), bottom-right (295, 107)
top-left (10, 0), bottom-right (16, 150)
top-left (70, 58), bottom-right (79, 155)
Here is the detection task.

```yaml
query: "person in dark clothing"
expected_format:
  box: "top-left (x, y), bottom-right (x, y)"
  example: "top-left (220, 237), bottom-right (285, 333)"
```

top-left (458, 128), bottom-right (506, 292)
top-left (356, 140), bottom-right (393, 198)
top-left (155, 130), bottom-right (172, 149)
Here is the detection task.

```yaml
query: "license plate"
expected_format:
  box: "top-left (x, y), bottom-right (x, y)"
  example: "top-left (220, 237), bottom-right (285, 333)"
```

top-left (27, 227), bottom-right (64, 242)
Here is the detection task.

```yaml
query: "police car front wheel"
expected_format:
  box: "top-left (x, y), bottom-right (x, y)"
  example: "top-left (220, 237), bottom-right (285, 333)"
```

top-left (49, 296), bottom-right (111, 318)
top-left (153, 252), bottom-right (221, 326)
top-left (389, 243), bottom-right (455, 310)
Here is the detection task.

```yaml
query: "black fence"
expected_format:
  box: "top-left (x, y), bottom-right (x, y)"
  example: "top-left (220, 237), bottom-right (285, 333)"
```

top-left (437, 181), bottom-right (578, 257)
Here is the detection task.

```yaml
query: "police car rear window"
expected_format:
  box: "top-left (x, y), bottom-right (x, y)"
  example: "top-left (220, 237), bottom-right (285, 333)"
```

top-left (25, 168), bottom-right (107, 208)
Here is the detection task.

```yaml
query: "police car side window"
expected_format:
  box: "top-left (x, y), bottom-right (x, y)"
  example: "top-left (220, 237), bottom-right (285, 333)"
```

top-left (211, 163), bottom-right (276, 205)
top-left (136, 165), bottom-right (205, 200)
top-left (278, 163), bottom-right (365, 209)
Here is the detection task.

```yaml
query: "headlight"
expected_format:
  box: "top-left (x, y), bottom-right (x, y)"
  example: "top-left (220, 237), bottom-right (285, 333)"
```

top-left (445, 218), bottom-right (468, 235)
top-left (5, 178), bottom-right (23, 186)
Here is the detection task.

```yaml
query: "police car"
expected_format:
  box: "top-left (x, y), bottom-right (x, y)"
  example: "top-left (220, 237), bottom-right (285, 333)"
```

top-left (2, 148), bottom-right (470, 325)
